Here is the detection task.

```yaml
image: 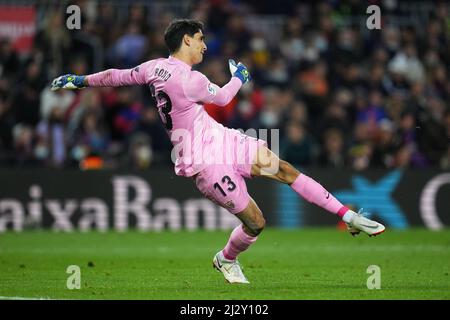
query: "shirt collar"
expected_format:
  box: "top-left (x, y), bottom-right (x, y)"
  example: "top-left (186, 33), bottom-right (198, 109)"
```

top-left (168, 55), bottom-right (192, 69)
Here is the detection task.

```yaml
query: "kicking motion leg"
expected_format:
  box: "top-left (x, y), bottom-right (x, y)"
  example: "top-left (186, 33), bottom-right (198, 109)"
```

top-left (250, 146), bottom-right (385, 236)
top-left (213, 198), bottom-right (265, 284)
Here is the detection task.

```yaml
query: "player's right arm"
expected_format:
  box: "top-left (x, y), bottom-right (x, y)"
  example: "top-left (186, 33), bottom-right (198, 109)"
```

top-left (185, 59), bottom-right (251, 106)
top-left (50, 60), bottom-right (155, 90)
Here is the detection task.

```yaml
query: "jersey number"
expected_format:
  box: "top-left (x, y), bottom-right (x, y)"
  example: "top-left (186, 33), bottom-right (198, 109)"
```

top-left (214, 176), bottom-right (237, 197)
top-left (149, 85), bottom-right (173, 130)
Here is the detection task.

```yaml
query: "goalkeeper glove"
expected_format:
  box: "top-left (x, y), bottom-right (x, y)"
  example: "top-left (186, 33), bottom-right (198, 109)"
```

top-left (51, 74), bottom-right (86, 91)
top-left (228, 59), bottom-right (251, 84)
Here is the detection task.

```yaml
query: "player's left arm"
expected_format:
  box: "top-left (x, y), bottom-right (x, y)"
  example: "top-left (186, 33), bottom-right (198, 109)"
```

top-left (50, 61), bottom-right (154, 90)
top-left (188, 59), bottom-right (251, 106)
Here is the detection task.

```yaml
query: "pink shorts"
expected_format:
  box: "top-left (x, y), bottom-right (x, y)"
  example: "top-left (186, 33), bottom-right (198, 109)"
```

top-left (194, 129), bottom-right (266, 214)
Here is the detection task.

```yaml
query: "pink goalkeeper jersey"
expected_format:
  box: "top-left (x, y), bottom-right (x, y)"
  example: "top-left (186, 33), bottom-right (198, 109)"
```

top-left (86, 56), bottom-right (242, 177)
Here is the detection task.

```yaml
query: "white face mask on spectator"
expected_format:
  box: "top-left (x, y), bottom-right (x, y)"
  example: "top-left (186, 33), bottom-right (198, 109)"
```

top-left (71, 145), bottom-right (86, 161)
top-left (34, 144), bottom-right (48, 159)
top-left (260, 110), bottom-right (278, 127)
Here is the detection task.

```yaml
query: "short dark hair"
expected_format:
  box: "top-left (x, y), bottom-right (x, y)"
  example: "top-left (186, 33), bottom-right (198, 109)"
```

top-left (164, 19), bottom-right (204, 54)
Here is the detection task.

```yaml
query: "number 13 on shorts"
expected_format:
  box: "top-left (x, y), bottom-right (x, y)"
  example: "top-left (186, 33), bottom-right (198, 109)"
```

top-left (214, 175), bottom-right (236, 196)
top-left (195, 165), bottom-right (251, 214)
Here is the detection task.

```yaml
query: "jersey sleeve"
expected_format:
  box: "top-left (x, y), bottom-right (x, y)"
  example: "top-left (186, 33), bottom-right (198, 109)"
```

top-left (184, 71), bottom-right (242, 106)
top-left (86, 60), bottom-right (155, 87)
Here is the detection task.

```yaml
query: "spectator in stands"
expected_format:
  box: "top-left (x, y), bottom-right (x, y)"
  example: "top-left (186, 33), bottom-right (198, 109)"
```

top-left (133, 106), bottom-right (171, 165)
top-left (111, 22), bottom-right (147, 68)
top-left (356, 90), bottom-right (388, 140)
top-left (371, 119), bottom-right (398, 168)
top-left (12, 60), bottom-right (46, 127)
top-left (1, 1), bottom-right (449, 171)
top-left (69, 109), bottom-right (108, 167)
top-left (281, 121), bottom-right (317, 167)
top-left (35, 105), bottom-right (67, 168)
top-left (12, 123), bottom-right (35, 165)
top-left (318, 128), bottom-right (346, 168)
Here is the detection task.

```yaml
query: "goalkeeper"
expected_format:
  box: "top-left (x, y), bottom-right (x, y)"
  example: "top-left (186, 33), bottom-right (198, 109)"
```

top-left (51, 19), bottom-right (385, 284)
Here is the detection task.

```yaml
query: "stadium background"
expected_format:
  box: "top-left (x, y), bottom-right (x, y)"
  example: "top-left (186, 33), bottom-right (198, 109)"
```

top-left (0, 0), bottom-right (449, 302)
top-left (0, 0), bottom-right (448, 231)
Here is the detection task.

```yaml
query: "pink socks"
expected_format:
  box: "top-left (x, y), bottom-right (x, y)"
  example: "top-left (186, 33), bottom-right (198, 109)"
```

top-left (222, 224), bottom-right (258, 261)
top-left (290, 173), bottom-right (349, 217)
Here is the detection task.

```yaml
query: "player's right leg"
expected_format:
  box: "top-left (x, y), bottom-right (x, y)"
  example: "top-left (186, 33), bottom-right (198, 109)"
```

top-left (193, 163), bottom-right (264, 283)
top-left (212, 198), bottom-right (265, 284)
top-left (250, 145), bottom-right (385, 237)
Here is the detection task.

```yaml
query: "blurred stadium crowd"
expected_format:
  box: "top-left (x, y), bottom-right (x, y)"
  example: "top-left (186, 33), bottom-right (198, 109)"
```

top-left (1, 0), bottom-right (449, 170)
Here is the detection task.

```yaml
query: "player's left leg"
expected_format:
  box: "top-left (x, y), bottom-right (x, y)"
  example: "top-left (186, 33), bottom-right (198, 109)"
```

top-left (250, 145), bottom-right (385, 237)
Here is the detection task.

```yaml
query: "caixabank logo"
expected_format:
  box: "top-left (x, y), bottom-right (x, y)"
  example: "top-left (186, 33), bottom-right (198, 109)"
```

top-left (0, 174), bottom-right (240, 232)
top-left (0, 169), bottom-right (448, 232)
top-left (334, 171), bottom-right (408, 229)
top-left (334, 170), bottom-right (450, 230)
top-left (276, 169), bottom-right (450, 230)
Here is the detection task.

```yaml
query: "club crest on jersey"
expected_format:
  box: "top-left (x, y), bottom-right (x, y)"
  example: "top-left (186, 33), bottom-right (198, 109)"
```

top-left (207, 82), bottom-right (216, 95)
top-left (224, 201), bottom-right (235, 209)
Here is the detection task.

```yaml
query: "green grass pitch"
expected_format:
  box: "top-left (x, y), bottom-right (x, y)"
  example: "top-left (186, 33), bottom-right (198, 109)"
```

top-left (1, 228), bottom-right (449, 300)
